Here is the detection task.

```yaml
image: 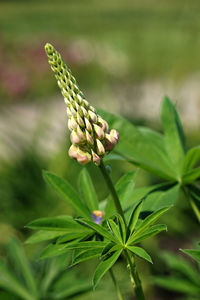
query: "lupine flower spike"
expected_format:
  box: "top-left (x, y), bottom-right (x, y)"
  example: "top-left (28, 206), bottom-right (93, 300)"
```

top-left (45, 43), bottom-right (119, 165)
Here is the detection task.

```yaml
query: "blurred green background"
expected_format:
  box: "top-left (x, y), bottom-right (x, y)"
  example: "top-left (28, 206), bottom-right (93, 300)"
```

top-left (0, 0), bottom-right (199, 299)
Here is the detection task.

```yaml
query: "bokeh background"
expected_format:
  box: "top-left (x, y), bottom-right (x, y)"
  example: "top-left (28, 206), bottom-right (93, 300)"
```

top-left (0, 0), bottom-right (199, 299)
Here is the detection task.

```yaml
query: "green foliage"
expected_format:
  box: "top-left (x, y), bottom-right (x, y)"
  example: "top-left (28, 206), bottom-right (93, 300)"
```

top-left (0, 239), bottom-right (91, 300)
top-left (43, 171), bottom-right (91, 218)
top-left (99, 96), bottom-right (200, 221)
top-left (152, 247), bottom-right (200, 299)
top-left (27, 166), bottom-right (171, 288)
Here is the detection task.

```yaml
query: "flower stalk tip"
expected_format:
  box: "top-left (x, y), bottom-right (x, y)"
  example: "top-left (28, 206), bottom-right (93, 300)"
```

top-left (45, 43), bottom-right (119, 166)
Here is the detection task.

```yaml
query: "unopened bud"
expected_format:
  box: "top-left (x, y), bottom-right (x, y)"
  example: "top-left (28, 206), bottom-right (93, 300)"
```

top-left (70, 130), bottom-right (81, 145)
top-left (92, 150), bottom-right (101, 166)
top-left (76, 149), bottom-right (91, 165)
top-left (98, 117), bottom-right (108, 132)
top-left (68, 116), bottom-right (77, 131)
top-left (105, 133), bottom-right (117, 151)
top-left (96, 139), bottom-right (105, 156)
top-left (86, 130), bottom-right (94, 145)
top-left (94, 124), bottom-right (104, 140)
top-left (68, 144), bottom-right (78, 159)
top-left (88, 110), bottom-right (97, 123)
top-left (77, 125), bottom-right (86, 142)
top-left (110, 129), bottom-right (120, 143)
top-left (77, 113), bottom-right (85, 127)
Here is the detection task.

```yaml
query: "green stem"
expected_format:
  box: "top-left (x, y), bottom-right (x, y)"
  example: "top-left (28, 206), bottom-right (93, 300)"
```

top-left (109, 268), bottom-right (124, 300)
top-left (99, 161), bottom-right (126, 224)
top-left (99, 160), bottom-right (146, 300)
top-left (125, 251), bottom-right (145, 300)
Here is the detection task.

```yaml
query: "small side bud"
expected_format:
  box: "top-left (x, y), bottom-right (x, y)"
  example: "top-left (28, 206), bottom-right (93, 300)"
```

top-left (110, 129), bottom-right (120, 143)
top-left (91, 210), bottom-right (104, 224)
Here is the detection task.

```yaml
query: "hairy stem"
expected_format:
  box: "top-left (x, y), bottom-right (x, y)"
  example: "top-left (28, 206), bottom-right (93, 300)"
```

top-left (125, 251), bottom-right (145, 300)
top-left (109, 268), bottom-right (124, 300)
top-left (99, 161), bottom-right (126, 224)
top-left (99, 160), bottom-right (146, 300)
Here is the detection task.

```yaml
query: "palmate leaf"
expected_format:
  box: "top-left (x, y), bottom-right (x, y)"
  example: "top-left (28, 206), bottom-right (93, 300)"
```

top-left (124, 181), bottom-right (175, 218)
top-left (93, 249), bottom-right (122, 288)
top-left (25, 230), bottom-right (67, 244)
top-left (39, 243), bottom-right (73, 260)
top-left (142, 184), bottom-right (180, 212)
top-left (71, 248), bottom-right (103, 266)
top-left (161, 252), bottom-right (200, 286)
top-left (56, 231), bottom-right (92, 244)
top-left (105, 170), bottom-right (137, 219)
top-left (182, 167), bottom-right (200, 184)
top-left (40, 254), bottom-right (71, 294)
top-left (0, 260), bottom-right (33, 300)
top-left (183, 145), bottom-right (200, 172)
top-left (129, 224), bottom-right (167, 245)
top-left (79, 168), bottom-right (98, 211)
top-left (7, 239), bottom-right (38, 298)
top-left (128, 201), bottom-right (143, 235)
top-left (181, 249), bottom-right (200, 264)
top-left (161, 96), bottom-right (185, 178)
top-left (117, 214), bottom-right (126, 243)
top-left (152, 276), bottom-right (200, 295)
top-left (50, 279), bottom-right (91, 299)
top-left (107, 219), bottom-right (122, 243)
top-left (26, 215), bottom-right (92, 234)
top-left (77, 218), bottom-right (118, 243)
top-left (43, 171), bottom-right (90, 218)
top-left (127, 206), bottom-right (170, 245)
top-left (98, 109), bottom-right (177, 180)
top-left (39, 241), bottom-right (108, 260)
top-left (127, 246), bottom-right (153, 264)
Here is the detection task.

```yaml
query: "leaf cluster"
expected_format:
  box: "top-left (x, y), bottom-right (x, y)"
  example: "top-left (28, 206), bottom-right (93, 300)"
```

top-left (99, 96), bottom-right (200, 218)
top-left (26, 170), bottom-right (170, 288)
top-left (152, 245), bottom-right (200, 300)
top-left (0, 238), bottom-right (91, 300)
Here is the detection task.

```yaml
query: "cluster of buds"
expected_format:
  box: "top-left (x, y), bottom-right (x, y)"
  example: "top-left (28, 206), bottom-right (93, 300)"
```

top-left (45, 43), bottom-right (119, 165)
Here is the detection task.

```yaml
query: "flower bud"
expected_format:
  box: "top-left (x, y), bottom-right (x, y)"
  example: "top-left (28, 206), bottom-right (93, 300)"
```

top-left (45, 43), bottom-right (120, 166)
top-left (88, 110), bottom-right (97, 123)
top-left (110, 129), bottom-right (120, 143)
top-left (77, 125), bottom-right (85, 142)
top-left (93, 124), bottom-right (104, 140)
top-left (85, 117), bottom-right (93, 132)
top-left (105, 133), bottom-right (117, 151)
top-left (91, 210), bottom-right (104, 224)
top-left (98, 116), bottom-right (108, 132)
top-left (96, 139), bottom-right (105, 156)
top-left (92, 150), bottom-right (101, 166)
top-left (70, 130), bottom-right (81, 145)
top-left (76, 112), bottom-right (85, 127)
top-left (76, 149), bottom-right (91, 165)
top-left (86, 130), bottom-right (94, 145)
top-left (68, 144), bottom-right (78, 159)
top-left (68, 116), bottom-right (77, 131)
